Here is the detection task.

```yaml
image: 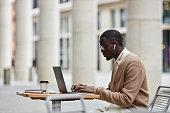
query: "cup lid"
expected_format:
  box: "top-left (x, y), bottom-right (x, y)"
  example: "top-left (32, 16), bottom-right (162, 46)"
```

top-left (40, 80), bottom-right (49, 83)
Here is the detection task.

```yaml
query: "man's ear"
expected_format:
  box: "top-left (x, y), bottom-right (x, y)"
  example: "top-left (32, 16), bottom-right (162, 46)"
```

top-left (113, 41), bottom-right (119, 47)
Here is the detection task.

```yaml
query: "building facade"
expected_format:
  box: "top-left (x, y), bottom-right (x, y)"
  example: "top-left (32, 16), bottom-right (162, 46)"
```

top-left (0, 0), bottom-right (166, 100)
top-left (30, 0), bottom-right (170, 73)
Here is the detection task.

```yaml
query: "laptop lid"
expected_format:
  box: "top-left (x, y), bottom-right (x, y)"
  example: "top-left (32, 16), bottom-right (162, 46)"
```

top-left (53, 66), bottom-right (68, 93)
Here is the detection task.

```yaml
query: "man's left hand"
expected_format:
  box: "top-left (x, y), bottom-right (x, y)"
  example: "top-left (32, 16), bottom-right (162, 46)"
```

top-left (78, 86), bottom-right (95, 93)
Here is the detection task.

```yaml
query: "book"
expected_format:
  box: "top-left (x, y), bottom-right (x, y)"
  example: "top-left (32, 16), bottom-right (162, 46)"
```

top-left (24, 89), bottom-right (46, 94)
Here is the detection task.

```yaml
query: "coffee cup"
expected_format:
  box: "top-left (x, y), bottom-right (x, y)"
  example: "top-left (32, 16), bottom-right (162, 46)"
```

top-left (40, 80), bottom-right (49, 91)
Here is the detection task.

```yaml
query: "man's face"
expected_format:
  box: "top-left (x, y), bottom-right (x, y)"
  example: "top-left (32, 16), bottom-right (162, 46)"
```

top-left (100, 37), bottom-right (114, 60)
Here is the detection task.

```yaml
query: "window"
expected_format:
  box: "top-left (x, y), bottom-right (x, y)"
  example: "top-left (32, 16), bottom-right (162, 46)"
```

top-left (163, 30), bottom-right (170, 72)
top-left (60, 39), bottom-right (63, 67)
top-left (33, 21), bottom-right (39, 36)
top-left (97, 36), bottom-right (100, 70)
top-left (66, 38), bottom-right (69, 69)
top-left (122, 33), bottom-right (126, 47)
top-left (60, 17), bottom-right (63, 33)
top-left (163, 1), bottom-right (170, 24)
top-left (33, 0), bottom-right (38, 9)
top-left (97, 12), bottom-right (100, 30)
top-left (60, 0), bottom-right (68, 3)
top-left (120, 8), bottom-right (126, 27)
top-left (66, 16), bottom-right (69, 33)
top-left (60, 38), bottom-right (70, 69)
top-left (60, 16), bottom-right (69, 33)
top-left (111, 10), bottom-right (115, 28)
top-left (33, 41), bottom-right (38, 66)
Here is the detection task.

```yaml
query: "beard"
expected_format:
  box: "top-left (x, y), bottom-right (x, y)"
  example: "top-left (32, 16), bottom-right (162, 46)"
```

top-left (106, 56), bottom-right (112, 61)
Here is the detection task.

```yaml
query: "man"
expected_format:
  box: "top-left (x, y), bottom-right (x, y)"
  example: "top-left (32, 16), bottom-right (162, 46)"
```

top-left (71, 29), bottom-right (149, 112)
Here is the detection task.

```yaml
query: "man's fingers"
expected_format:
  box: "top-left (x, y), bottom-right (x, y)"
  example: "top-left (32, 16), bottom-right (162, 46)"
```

top-left (71, 85), bottom-right (74, 90)
top-left (71, 85), bottom-right (75, 90)
top-left (79, 88), bottom-right (93, 93)
top-left (71, 85), bottom-right (78, 92)
top-left (78, 86), bottom-right (94, 93)
top-left (71, 83), bottom-right (89, 92)
top-left (75, 85), bottom-right (84, 90)
top-left (78, 83), bottom-right (83, 86)
top-left (78, 89), bottom-right (86, 92)
top-left (78, 83), bottom-right (87, 86)
top-left (71, 84), bottom-right (83, 92)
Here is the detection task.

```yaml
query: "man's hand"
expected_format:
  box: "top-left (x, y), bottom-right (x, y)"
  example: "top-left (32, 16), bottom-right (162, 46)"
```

top-left (78, 86), bottom-right (95, 93)
top-left (71, 83), bottom-right (95, 93)
top-left (71, 83), bottom-right (85, 92)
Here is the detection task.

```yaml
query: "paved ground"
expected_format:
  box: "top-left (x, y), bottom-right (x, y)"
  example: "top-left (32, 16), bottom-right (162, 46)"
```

top-left (0, 71), bottom-right (169, 113)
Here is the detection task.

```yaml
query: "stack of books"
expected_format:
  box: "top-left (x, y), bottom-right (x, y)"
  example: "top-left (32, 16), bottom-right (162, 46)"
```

top-left (24, 89), bottom-right (46, 94)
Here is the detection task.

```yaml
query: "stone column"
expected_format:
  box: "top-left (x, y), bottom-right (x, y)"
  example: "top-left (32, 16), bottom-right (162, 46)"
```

top-left (126, 0), bottom-right (162, 101)
top-left (99, 8), bottom-right (112, 72)
top-left (0, 0), bottom-right (12, 78)
top-left (14, 0), bottom-right (33, 81)
top-left (72, 0), bottom-right (97, 85)
top-left (38, 0), bottom-right (60, 84)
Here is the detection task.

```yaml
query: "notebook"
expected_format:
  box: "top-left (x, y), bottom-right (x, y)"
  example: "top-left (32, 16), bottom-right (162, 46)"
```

top-left (53, 66), bottom-right (93, 94)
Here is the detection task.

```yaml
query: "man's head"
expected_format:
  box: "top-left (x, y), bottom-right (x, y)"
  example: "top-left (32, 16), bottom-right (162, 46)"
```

top-left (99, 29), bottom-right (124, 60)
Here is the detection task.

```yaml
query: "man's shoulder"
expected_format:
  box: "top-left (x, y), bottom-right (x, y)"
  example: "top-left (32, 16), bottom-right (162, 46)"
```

top-left (120, 53), bottom-right (145, 68)
top-left (125, 53), bottom-right (141, 62)
top-left (118, 54), bottom-right (145, 73)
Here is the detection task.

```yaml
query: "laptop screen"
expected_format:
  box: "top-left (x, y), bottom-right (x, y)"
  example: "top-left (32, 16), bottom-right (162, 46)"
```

top-left (53, 67), bottom-right (68, 93)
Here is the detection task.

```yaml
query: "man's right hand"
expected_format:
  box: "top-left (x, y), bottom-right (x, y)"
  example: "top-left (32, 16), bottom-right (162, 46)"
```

top-left (71, 83), bottom-right (87, 92)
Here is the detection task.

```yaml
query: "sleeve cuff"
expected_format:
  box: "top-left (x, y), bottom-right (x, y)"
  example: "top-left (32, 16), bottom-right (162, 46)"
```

top-left (94, 87), bottom-right (102, 94)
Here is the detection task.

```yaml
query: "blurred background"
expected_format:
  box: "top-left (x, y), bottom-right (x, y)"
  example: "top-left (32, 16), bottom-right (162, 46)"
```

top-left (0, 0), bottom-right (170, 112)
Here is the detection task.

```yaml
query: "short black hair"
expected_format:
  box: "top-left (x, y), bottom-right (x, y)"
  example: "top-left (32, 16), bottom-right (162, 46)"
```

top-left (100, 29), bottom-right (123, 47)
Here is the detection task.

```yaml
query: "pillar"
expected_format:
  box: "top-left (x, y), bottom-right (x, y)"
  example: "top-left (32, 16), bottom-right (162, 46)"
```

top-left (0, 0), bottom-right (12, 78)
top-left (72, 0), bottom-right (97, 85)
top-left (38, 0), bottom-right (60, 84)
top-left (126, 0), bottom-right (162, 101)
top-left (14, 0), bottom-right (33, 81)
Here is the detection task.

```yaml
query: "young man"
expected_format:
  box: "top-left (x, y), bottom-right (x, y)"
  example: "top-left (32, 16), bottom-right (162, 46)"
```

top-left (71, 29), bottom-right (149, 112)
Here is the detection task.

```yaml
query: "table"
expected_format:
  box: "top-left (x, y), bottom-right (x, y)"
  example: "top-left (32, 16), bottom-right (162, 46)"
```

top-left (17, 92), bottom-right (100, 112)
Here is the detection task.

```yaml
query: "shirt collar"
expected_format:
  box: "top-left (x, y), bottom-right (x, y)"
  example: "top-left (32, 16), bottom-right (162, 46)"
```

top-left (115, 48), bottom-right (131, 65)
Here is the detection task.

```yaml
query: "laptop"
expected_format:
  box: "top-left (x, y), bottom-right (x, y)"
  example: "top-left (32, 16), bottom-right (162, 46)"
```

top-left (53, 66), bottom-right (93, 94)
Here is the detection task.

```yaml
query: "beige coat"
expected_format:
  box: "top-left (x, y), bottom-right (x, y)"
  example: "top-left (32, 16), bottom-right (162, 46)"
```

top-left (94, 53), bottom-right (149, 108)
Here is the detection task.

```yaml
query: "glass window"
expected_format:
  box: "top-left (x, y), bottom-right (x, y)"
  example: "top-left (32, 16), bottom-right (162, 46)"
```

top-left (120, 8), bottom-right (126, 27)
top-left (33, 0), bottom-right (38, 9)
top-left (97, 35), bottom-right (100, 70)
top-left (60, 39), bottom-right (63, 67)
top-left (122, 33), bottom-right (126, 47)
top-left (97, 12), bottom-right (100, 30)
top-left (111, 10), bottom-right (115, 28)
top-left (66, 16), bottom-right (69, 33)
top-left (33, 41), bottom-right (38, 66)
top-left (33, 21), bottom-right (39, 36)
top-left (60, 38), bottom-right (70, 69)
top-left (60, 0), bottom-right (68, 3)
top-left (66, 38), bottom-right (69, 69)
top-left (163, 30), bottom-right (170, 72)
top-left (60, 17), bottom-right (63, 33)
top-left (163, 1), bottom-right (170, 24)
top-left (60, 16), bottom-right (69, 33)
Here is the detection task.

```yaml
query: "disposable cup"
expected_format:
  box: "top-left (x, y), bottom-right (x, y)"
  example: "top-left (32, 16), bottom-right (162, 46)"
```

top-left (40, 81), bottom-right (49, 91)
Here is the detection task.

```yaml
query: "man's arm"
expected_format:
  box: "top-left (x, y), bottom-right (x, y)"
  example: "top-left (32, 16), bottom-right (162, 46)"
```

top-left (94, 60), bottom-right (145, 107)
top-left (71, 83), bottom-right (95, 93)
top-left (71, 83), bottom-right (110, 92)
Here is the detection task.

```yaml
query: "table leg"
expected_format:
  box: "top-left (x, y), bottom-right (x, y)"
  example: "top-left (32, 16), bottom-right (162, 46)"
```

top-left (52, 101), bottom-right (61, 112)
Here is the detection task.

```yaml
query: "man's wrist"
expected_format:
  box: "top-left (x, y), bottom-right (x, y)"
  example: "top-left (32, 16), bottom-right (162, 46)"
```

top-left (94, 87), bottom-right (100, 94)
